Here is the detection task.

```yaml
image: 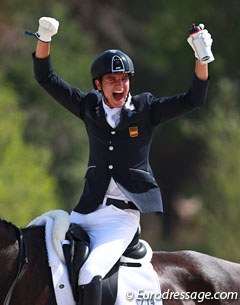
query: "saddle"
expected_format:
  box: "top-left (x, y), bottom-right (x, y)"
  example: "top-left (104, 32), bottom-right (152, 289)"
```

top-left (62, 224), bottom-right (147, 305)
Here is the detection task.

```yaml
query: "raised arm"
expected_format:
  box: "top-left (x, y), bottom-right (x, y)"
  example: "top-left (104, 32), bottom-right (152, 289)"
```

top-left (29, 17), bottom-right (87, 119)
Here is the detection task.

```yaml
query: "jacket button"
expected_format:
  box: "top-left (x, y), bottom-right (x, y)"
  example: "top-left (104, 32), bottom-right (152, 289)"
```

top-left (108, 165), bottom-right (113, 169)
top-left (109, 146), bottom-right (114, 151)
top-left (111, 130), bottom-right (116, 135)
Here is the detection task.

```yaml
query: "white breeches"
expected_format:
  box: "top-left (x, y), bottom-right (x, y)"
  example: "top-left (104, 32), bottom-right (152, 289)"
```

top-left (70, 204), bottom-right (140, 285)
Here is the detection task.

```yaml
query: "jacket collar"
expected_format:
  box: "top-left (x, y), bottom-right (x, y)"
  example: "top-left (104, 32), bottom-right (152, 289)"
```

top-left (93, 91), bottom-right (139, 130)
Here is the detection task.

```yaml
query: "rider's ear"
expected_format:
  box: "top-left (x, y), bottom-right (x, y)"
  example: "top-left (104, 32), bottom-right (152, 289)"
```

top-left (95, 79), bottom-right (102, 91)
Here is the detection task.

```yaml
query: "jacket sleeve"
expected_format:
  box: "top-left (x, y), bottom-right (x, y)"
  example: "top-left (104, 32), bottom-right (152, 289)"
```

top-left (33, 53), bottom-right (86, 119)
top-left (149, 74), bottom-right (210, 126)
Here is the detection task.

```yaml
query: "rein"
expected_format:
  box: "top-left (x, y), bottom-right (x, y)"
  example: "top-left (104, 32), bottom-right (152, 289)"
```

top-left (3, 227), bottom-right (28, 305)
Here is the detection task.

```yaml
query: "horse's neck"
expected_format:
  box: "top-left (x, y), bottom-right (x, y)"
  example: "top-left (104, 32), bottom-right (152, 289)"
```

top-left (0, 220), bottom-right (19, 305)
top-left (20, 225), bottom-right (57, 304)
top-left (22, 225), bottom-right (46, 256)
top-left (0, 222), bottom-right (56, 305)
top-left (22, 225), bottom-right (50, 276)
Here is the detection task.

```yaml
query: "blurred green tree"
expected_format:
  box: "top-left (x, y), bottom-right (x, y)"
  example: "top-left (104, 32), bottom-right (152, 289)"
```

top-left (0, 78), bottom-right (60, 226)
top-left (3, 2), bottom-right (93, 210)
top-left (181, 78), bottom-right (240, 261)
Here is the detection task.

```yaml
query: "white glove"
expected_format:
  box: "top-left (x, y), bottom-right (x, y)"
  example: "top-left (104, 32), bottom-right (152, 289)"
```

top-left (36, 17), bottom-right (59, 42)
top-left (187, 24), bottom-right (213, 61)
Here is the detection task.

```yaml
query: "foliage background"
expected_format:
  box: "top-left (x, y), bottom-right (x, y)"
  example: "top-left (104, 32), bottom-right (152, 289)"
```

top-left (0, 0), bottom-right (240, 262)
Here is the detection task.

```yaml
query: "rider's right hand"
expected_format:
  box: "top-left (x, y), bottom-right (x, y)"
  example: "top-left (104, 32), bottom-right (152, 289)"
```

top-left (36, 17), bottom-right (59, 42)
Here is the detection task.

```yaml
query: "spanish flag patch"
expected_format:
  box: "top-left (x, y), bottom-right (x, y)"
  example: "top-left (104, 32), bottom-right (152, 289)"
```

top-left (129, 126), bottom-right (138, 138)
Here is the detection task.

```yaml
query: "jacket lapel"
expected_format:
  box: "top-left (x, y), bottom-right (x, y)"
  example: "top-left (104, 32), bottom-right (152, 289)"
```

top-left (116, 98), bottom-right (140, 130)
top-left (93, 97), bottom-right (110, 129)
top-left (91, 93), bottom-right (142, 130)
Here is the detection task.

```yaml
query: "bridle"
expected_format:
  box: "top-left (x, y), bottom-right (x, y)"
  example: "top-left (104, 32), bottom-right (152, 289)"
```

top-left (3, 227), bottom-right (28, 305)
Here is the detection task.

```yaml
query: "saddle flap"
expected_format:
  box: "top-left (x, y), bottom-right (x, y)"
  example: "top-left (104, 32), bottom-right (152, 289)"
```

top-left (63, 224), bottom-right (90, 301)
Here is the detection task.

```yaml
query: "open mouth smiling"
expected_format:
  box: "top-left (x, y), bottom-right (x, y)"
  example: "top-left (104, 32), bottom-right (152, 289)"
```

top-left (113, 90), bottom-right (124, 101)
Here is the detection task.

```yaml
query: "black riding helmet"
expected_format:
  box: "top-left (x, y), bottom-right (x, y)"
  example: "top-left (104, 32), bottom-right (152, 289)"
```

top-left (91, 49), bottom-right (134, 89)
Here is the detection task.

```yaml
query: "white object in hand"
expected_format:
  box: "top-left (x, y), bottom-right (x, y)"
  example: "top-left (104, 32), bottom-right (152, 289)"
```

top-left (188, 23), bottom-right (214, 64)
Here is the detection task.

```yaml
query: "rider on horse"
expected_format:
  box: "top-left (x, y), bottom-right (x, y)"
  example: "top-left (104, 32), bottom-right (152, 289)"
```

top-left (30, 17), bottom-right (213, 305)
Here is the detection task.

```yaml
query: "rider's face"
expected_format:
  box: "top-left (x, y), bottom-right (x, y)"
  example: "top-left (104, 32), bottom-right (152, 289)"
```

top-left (95, 73), bottom-right (130, 108)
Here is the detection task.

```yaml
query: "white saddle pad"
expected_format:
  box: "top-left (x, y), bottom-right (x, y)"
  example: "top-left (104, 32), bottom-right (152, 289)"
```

top-left (28, 211), bottom-right (162, 305)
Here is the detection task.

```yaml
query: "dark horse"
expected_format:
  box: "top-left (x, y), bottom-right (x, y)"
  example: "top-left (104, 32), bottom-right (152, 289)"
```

top-left (0, 219), bottom-right (239, 305)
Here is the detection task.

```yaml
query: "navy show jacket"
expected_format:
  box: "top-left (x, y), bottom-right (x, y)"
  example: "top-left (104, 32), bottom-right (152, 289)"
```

top-left (33, 54), bottom-right (209, 214)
